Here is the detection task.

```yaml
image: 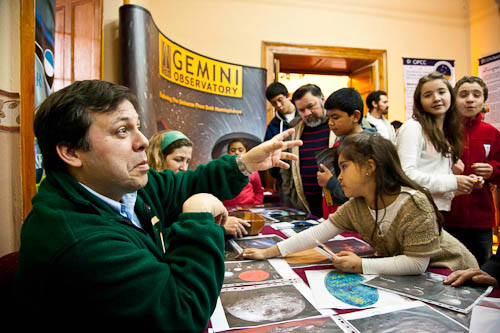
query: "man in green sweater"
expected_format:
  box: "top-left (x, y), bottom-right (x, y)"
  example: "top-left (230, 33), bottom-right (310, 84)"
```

top-left (16, 80), bottom-right (301, 332)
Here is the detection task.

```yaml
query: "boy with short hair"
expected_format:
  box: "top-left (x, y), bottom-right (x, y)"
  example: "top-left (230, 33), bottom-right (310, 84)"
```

top-left (445, 76), bottom-right (500, 266)
top-left (317, 88), bottom-right (376, 210)
top-left (264, 82), bottom-right (298, 198)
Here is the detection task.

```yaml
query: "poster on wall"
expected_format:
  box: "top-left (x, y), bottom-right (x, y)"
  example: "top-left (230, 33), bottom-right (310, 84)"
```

top-left (403, 58), bottom-right (455, 120)
top-left (478, 52), bottom-right (500, 130)
top-left (119, 5), bottom-right (267, 168)
top-left (35, 0), bottom-right (55, 184)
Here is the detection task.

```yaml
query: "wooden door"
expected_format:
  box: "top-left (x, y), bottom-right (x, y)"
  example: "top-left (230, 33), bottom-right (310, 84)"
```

top-left (348, 65), bottom-right (376, 116)
top-left (54, 0), bottom-right (102, 91)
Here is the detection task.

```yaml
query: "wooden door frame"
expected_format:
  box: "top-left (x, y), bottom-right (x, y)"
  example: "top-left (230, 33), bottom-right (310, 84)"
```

top-left (262, 41), bottom-right (387, 92)
top-left (20, 0), bottom-right (36, 219)
top-left (20, 0), bottom-right (104, 219)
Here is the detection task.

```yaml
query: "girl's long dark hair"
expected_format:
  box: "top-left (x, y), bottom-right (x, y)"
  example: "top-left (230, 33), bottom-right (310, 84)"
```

top-left (413, 71), bottom-right (463, 164)
top-left (336, 134), bottom-right (443, 240)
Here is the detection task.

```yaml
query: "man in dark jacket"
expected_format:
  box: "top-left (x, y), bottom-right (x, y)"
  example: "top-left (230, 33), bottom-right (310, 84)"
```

top-left (15, 80), bottom-right (301, 332)
top-left (264, 82), bottom-right (298, 199)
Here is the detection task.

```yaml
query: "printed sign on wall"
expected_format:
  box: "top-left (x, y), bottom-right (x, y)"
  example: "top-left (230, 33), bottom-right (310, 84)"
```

top-left (403, 58), bottom-right (455, 120)
top-left (479, 52), bottom-right (500, 130)
top-left (119, 5), bottom-right (267, 168)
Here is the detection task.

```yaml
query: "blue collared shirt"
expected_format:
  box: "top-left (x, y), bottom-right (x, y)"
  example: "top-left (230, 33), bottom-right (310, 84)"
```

top-left (79, 183), bottom-right (142, 229)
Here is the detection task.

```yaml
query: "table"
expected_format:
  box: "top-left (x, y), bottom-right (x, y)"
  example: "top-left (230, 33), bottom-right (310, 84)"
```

top-left (208, 211), bottom-right (499, 332)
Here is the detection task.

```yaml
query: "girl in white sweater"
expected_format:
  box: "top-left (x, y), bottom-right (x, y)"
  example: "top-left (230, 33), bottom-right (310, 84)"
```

top-left (396, 72), bottom-right (477, 211)
top-left (238, 134), bottom-right (478, 275)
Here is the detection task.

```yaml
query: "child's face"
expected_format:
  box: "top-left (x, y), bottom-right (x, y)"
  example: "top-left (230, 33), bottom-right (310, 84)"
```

top-left (327, 109), bottom-right (358, 137)
top-left (228, 141), bottom-right (246, 156)
top-left (456, 82), bottom-right (485, 119)
top-left (337, 153), bottom-right (372, 198)
top-left (163, 146), bottom-right (192, 173)
top-left (270, 93), bottom-right (295, 115)
top-left (419, 79), bottom-right (451, 120)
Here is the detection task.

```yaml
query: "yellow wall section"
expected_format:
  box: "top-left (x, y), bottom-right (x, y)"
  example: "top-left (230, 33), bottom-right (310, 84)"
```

top-left (469, 0), bottom-right (500, 75)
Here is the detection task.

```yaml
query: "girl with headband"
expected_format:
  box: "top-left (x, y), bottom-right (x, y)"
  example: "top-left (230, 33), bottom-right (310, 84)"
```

top-left (147, 130), bottom-right (250, 237)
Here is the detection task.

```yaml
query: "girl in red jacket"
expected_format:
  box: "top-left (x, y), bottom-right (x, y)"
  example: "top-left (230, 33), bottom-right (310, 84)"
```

top-left (223, 139), bottom-right (264, 206)
top-left (445, 76), bottom-right (500, 266)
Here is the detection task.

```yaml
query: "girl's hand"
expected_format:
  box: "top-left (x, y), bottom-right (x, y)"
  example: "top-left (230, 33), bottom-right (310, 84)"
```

top-left (470, 174), bottom-right (484, 190)
top-left (332, 251), bottom-right (363, 273)
top-left (452, 159), bottom-right (465, 175)
top-left (317, 164), bottom-right (333, 188)
top-left (471, 162), bottom-right (493, 180)
top-left (455, 175), bottom-right (476, 195)
top-left (235, 244), bottom-right (281, 260)
top-left (224, 217), bottom-right (250, 238)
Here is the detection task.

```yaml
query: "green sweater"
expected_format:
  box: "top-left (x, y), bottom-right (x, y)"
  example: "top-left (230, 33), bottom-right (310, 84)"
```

top-left (16, 155), bottom-right (247, 332)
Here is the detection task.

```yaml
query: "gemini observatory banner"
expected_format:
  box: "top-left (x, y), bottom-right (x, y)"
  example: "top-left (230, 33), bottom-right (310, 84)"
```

top-left (119, 5), bottom-right (267, 168)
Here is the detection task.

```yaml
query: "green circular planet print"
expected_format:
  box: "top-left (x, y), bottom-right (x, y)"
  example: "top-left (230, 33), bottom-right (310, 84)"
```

top-left (324, 271), bottom-right (379, 307)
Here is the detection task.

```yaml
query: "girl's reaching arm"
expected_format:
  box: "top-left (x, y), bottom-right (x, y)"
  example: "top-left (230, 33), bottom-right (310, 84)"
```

top-left (361, 255), bottom-right (430, 275)
top-left (277, 219), bottom-right (344, 256)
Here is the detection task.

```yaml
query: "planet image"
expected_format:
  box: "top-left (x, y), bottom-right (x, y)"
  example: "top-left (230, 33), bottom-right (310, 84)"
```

top-left (440, 297), bottom-right (462, 306)
top-left (225, 291), bottom-right (306, 322)
top-left (324, 271), bottom-right (379, 307)
top-left (238, 270), bottom-right (270, 282)
top-left (225, 271), bottom-right (234, 278)
top-left (404, 288), bottom-right (425, 296)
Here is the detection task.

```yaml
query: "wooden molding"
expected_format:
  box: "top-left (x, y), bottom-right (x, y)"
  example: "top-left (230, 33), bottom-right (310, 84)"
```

top-left (261, 41), bottom-right (387, 114)
top-left (20, 0), bottom-right (36, 219)
top-left (262, 42), bottom-right (387, 89)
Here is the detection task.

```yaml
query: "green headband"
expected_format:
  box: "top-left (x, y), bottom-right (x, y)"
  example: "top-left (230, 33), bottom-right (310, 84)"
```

top-left (161, 131), bottom-right (189, 151)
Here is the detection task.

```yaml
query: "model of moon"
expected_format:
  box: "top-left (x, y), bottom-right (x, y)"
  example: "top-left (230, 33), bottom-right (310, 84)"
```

top-left (225, 291), bottom-right (306, 322)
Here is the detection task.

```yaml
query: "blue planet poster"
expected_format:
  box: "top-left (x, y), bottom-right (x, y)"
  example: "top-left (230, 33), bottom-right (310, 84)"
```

top-left (305, 269), bottom-right (407, 310)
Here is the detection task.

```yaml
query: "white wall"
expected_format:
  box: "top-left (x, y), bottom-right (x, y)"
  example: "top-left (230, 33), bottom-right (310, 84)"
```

top-left (103, 0), bottom-right (472, 122)
top-left (0, 0), bottom-right (22, 256)
top-left (469, 0), bottom-right (500, 74)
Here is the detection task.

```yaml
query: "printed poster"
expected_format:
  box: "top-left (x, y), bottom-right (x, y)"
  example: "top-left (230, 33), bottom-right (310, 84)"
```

top-left (362, 272), bottom-right (492, 313)
top-left (211, 282), bottom-right (333, 332)
top-left (224, 316), bottom-right (342, 332)
top-left (223, 259), bottom-right (299, 287)
top-left (333, 301), bottom-right (468, 333)
top-left (305, 270), bottom-right (407, 310)
top-left (403, 58), bottom-right (455, 120)
top-left (35, 0), bottom-right (55, 184)
top-left (479, 52), bottom-right (500, 130)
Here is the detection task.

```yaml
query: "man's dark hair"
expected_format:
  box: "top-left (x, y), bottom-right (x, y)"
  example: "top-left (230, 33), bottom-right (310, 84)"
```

top-left (324, 88), bottom-right (364, 124)
top-left (34, 80), bottom-right (138, 172)
top-left (366, 90), bottom-right (387, 111)
top-left (265, 82), bottom-right (289, 102)
top-left (291, 84), bottom-right (322, 104)
top-left (391, 120), bottom-right (402, 130)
